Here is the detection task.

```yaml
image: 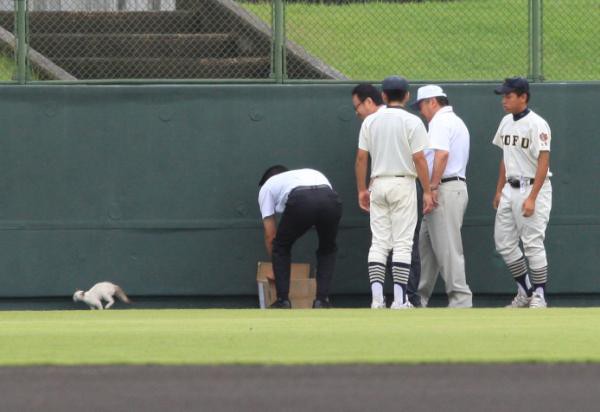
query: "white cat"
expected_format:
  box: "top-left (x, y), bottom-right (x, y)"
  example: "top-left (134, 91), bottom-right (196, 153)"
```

top-left (73, 281), bottom-right (131, 310)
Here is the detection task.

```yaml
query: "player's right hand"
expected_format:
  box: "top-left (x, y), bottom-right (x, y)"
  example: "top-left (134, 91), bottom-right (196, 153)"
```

top-left (492, 191), bottom-right (502, 209)
top-left (423, 192), bottom-right (434, 214)
top-left (431, 190), bottom-right (439, 207)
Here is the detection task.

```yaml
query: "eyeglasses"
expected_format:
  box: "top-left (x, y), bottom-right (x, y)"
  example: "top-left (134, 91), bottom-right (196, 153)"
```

top-left (353, 100), bottom-right (364, 112)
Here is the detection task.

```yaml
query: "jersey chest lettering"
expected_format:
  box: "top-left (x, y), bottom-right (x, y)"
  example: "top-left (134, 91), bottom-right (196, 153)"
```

top-left (502, 134), bottom-right (530, 149)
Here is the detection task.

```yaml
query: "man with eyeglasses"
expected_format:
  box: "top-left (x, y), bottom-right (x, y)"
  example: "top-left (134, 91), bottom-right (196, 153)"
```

top-left (410, 85), bottom-right (473, 308)
top-left (351, 83), bottom-right (384, 121)
top-left (351, 83), bottom-right (424, 307)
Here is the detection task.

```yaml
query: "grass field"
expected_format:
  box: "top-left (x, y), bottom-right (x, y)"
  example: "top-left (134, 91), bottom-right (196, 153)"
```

top-left (2, 308), bottom-right (599, 365)
top-left (243, 0), bottom-right (599, 81)
top-left (0, 54), bottom-right (16, 81)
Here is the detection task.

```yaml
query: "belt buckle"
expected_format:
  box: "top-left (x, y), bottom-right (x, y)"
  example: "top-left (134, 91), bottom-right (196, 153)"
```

top-left (519, 176), bottom-right (528, 194)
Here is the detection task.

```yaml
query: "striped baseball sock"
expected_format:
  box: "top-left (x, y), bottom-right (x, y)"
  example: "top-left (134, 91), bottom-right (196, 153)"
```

top-left (530, 266), bottom-right (548, 297)
top-left (392, 262), bottom-right (410, 304)
top-left (368, 262), bottom-right (386, 301)
top-left (507, 256), bottom-right (532, 297)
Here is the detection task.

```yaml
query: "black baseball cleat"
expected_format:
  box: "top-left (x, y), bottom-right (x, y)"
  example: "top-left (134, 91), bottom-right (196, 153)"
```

top-left (312, 298), bottom-right (332, 309)
top-left (270, 298), bottom-right (291, 309)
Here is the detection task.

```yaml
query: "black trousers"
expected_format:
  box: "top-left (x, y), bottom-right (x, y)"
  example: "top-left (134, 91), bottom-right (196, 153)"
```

top-left (407, 181), bottom-right (423, 306)
top-left (272, 187), bottom-right (342, 301)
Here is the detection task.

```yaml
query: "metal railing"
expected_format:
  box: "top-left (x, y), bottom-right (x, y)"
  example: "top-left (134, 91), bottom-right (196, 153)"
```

top-left (0, 0), bottom-right (597, 83)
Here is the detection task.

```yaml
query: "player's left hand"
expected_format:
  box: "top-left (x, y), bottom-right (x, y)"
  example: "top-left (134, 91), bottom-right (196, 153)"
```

top-left (522, 197), bottom-right (536, 217)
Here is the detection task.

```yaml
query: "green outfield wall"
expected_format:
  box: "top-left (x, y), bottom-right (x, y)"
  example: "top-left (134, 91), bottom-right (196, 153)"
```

top-left (0, 83), bottom-right (597, 302)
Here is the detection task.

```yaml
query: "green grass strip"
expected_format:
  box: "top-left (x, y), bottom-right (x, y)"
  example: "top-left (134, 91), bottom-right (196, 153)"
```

top-left (243, 0), bottom-right (599, 81)
top-left (1, 308), bottom-right (599, 365)
top-left (0, 53), bottom-right (16, 81)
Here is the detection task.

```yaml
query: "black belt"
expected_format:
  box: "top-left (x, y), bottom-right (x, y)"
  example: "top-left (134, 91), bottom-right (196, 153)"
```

top-left (441, 176), bottom-right (466, 184)
top-left (507, 178), bottom-right (534, 188)
top-left (291, 184), bottom-right (330, 192)
top-left (375, 175), bottom-right (410, 178)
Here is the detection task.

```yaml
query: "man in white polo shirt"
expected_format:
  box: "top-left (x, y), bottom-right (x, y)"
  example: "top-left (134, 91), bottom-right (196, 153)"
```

top-left (410, 85), bottom-right (473, 307)
top-left (258, 165), bottom-right (342, 309)
top-left (355, 76), bottom-right (434, 309)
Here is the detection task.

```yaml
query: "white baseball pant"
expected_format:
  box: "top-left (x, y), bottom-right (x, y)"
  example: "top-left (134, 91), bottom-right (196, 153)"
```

top-left (368, 176), bottom-right (417, 265)
top-left (494, 180), bottom-right (552, 270)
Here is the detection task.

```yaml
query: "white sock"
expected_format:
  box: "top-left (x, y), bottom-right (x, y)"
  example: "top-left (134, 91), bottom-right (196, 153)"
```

top-left (371, 282), bottom-right (384, 302)
top-left (393, 284), bottom-right (405, 304)
top-left (534, 287), bottom-right (545, 298)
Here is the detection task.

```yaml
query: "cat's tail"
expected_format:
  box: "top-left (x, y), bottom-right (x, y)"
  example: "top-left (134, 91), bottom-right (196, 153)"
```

top-left (114, 285), bottom-right (131, 304)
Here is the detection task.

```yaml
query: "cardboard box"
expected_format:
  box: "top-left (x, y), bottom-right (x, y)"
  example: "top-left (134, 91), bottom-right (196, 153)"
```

top-left (256, 261), bottom-right (316, 309)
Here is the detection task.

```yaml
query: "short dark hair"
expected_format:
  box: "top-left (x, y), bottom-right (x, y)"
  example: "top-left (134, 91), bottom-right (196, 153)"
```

top-left (258, 165), bottom-right (288, 186)
top-left (352, 83), bottom-right (383, 106)
top-left (515, 90), bottom-right (530, 103)
top-left (383, 89), bottom-right (408, 103)
top-left (434, 96), bottom-right (450, 107)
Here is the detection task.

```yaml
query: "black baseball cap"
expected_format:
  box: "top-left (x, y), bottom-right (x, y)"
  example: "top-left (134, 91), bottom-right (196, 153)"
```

top-left (494, 77), bottom-right (529, 95)
top-left (382, 75), bottom-right (409, 92)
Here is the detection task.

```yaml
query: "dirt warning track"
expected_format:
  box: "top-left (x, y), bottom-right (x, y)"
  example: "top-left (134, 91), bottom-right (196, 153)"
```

top-left (1, 364), bottom-right (599, 412)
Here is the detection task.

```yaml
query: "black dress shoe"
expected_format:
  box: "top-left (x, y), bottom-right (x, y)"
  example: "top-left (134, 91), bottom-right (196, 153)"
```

top-left (408, 295), bottom-right (422, 308)
top-left (270, 298), bottom-right (291, 309)
top-left (312, 298), bottom-right (332, 309)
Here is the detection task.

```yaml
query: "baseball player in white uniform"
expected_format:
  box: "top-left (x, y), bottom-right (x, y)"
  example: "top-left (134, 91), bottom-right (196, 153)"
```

top-left (492, 77), bottom-right (552, 308)
top-left (410, 85), bottom-right (473, 308)
top-left (355, 76), bottom-right (434, 309)
top-left (352, 83), bottom-right (424, 308)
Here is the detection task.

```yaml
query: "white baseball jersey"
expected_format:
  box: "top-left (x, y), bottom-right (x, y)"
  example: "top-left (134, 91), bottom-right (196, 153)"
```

top-left (424, 106), bottom-right (470, 179)
top-left (492, 109), bottom-right (552, 178)
top-left (358, 106), bottom-right (428, 178)
top-left (258, 169), bottom-right (331, 218)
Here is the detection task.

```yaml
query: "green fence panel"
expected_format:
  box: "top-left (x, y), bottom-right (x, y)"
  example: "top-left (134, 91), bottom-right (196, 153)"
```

top-left (0, 83), bottom-right (597, 298)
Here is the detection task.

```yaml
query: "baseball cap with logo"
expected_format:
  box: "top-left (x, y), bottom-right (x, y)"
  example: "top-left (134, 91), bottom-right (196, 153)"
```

top-left (382, 75), bottom-right (409, 92)
top-left (409, 85), bottom-right (447, 110)
top-left (494, 77), bottom-right (530, 95)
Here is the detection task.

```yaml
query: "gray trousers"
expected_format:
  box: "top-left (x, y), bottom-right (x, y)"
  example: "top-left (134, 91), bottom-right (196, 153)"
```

top-left (418, 180), bottom-right (472, 307)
